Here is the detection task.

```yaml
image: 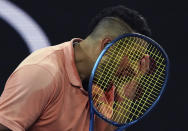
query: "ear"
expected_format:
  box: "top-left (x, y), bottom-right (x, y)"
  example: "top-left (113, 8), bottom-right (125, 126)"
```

top-left (100, 37), bottom-right (112, 50)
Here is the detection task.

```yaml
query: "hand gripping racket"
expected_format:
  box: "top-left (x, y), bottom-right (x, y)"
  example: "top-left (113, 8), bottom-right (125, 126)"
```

top-left (88, 33), bottom-right (169, 131)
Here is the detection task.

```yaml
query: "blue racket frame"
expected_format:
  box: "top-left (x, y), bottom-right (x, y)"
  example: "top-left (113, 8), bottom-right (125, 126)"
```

top-left (88, 33), bottom-right (170, 131)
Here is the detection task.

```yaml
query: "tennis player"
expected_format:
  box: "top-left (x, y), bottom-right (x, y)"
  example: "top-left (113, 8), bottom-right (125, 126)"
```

top-left (0, 5), bottom-right (151, 131)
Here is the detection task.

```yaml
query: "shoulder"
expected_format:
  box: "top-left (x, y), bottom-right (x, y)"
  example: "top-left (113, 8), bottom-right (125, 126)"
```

top-left (6, 64), bottom-right (55, 91)
top-left (2, 64), bottom-right (59, 105)
top-left (15, 43), bottom-right (67, 76)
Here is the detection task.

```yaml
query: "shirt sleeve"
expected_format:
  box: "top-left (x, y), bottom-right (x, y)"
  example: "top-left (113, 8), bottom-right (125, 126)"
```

top-left (0, 64), bottom-right (55, 131)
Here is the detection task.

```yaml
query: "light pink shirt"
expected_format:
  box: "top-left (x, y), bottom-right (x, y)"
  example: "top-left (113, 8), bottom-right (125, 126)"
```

top-left (0, 38), bottom-right (111, 131)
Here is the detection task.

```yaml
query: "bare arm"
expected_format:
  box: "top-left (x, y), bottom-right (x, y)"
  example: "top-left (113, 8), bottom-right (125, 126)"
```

top-left (0, 124), bottom-right (10, 131)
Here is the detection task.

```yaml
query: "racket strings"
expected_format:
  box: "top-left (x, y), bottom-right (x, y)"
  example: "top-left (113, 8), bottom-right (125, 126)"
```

top-left (92, 43), bottom-right (125, 114)
top-left (92, 41), bottom-right (127, 116)
top-left (128, 44), bottom-right (166, 121)
top-left (111, 37), bottom-right (149, 123)
top-left (93, 38), bottom-right (131, 90)
top-left (95, 37), bottom-right (147, 123)
top-left (94, 37), bottom-right (147, 122)
top-left (92, 36), bottom-right (167, 124)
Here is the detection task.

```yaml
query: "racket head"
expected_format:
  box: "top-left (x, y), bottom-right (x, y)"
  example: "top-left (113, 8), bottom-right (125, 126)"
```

top-left (88, 33), bottom-right (169, 128)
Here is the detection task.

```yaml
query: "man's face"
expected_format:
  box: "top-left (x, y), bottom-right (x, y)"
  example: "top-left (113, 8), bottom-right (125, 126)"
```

top-left (92, 35), bottom-right (151, 100)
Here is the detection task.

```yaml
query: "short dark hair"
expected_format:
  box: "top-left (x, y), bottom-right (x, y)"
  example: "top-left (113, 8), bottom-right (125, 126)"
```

top-left (88, 5), bottom-right (152, 37)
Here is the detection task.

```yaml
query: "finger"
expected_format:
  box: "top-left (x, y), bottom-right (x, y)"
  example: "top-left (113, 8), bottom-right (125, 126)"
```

top-left (104, 85), bottom-right (115, 105)
top-left (140, 57), bottom-right (146, 72)
top-left (144, 54), bottom-right (150, 71)
top-left (116, 55), bottom-right (128, 75)
top-left (140, 54), bottom-right (150, 73)
top-left (141, 57), bottom-right (146, 67)
top-left (100, 103), bottom-right (113, 119)
top-left (92, 84), bottom-right (102, 94)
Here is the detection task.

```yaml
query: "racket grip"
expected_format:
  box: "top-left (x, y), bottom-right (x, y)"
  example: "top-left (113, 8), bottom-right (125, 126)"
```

top-left (115, 128), bottom-right (124, 131)
top-left (115, 125), bottom-right (128, 131)
top-left (89, 106), bottom-right (94, 131)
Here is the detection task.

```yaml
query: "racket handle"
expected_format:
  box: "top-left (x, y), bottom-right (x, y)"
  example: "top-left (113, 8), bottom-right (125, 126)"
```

top-left (115, 126), bottom-right (128, 131)
top-left (89, 106), bottom-right (94, 131)
top-left (115, 128), bottom-right (124, 131)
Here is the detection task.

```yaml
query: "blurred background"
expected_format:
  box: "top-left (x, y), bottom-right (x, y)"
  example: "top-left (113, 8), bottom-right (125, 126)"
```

top-left (0, 0), bottom-right (187, 131)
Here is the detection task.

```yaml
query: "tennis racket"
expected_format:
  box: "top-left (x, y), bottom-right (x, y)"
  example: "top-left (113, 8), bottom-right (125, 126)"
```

top-left (88, 33), bottom-right (169, 131)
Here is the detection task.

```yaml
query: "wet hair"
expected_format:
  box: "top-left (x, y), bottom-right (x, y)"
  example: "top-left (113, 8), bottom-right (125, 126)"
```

top-left (88, 5), bottom-right (151, 37)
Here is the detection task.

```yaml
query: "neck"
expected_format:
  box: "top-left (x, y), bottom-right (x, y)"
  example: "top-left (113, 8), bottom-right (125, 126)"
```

top-left (74, 38), bottom-right (98, 81)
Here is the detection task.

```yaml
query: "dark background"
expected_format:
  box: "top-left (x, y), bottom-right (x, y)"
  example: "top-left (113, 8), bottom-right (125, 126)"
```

top-left (0, 0), bottom-right (187, 131)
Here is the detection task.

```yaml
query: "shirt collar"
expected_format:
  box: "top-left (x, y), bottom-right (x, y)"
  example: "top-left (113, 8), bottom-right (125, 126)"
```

top-left (63, 38), bottom-right (88, 94)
